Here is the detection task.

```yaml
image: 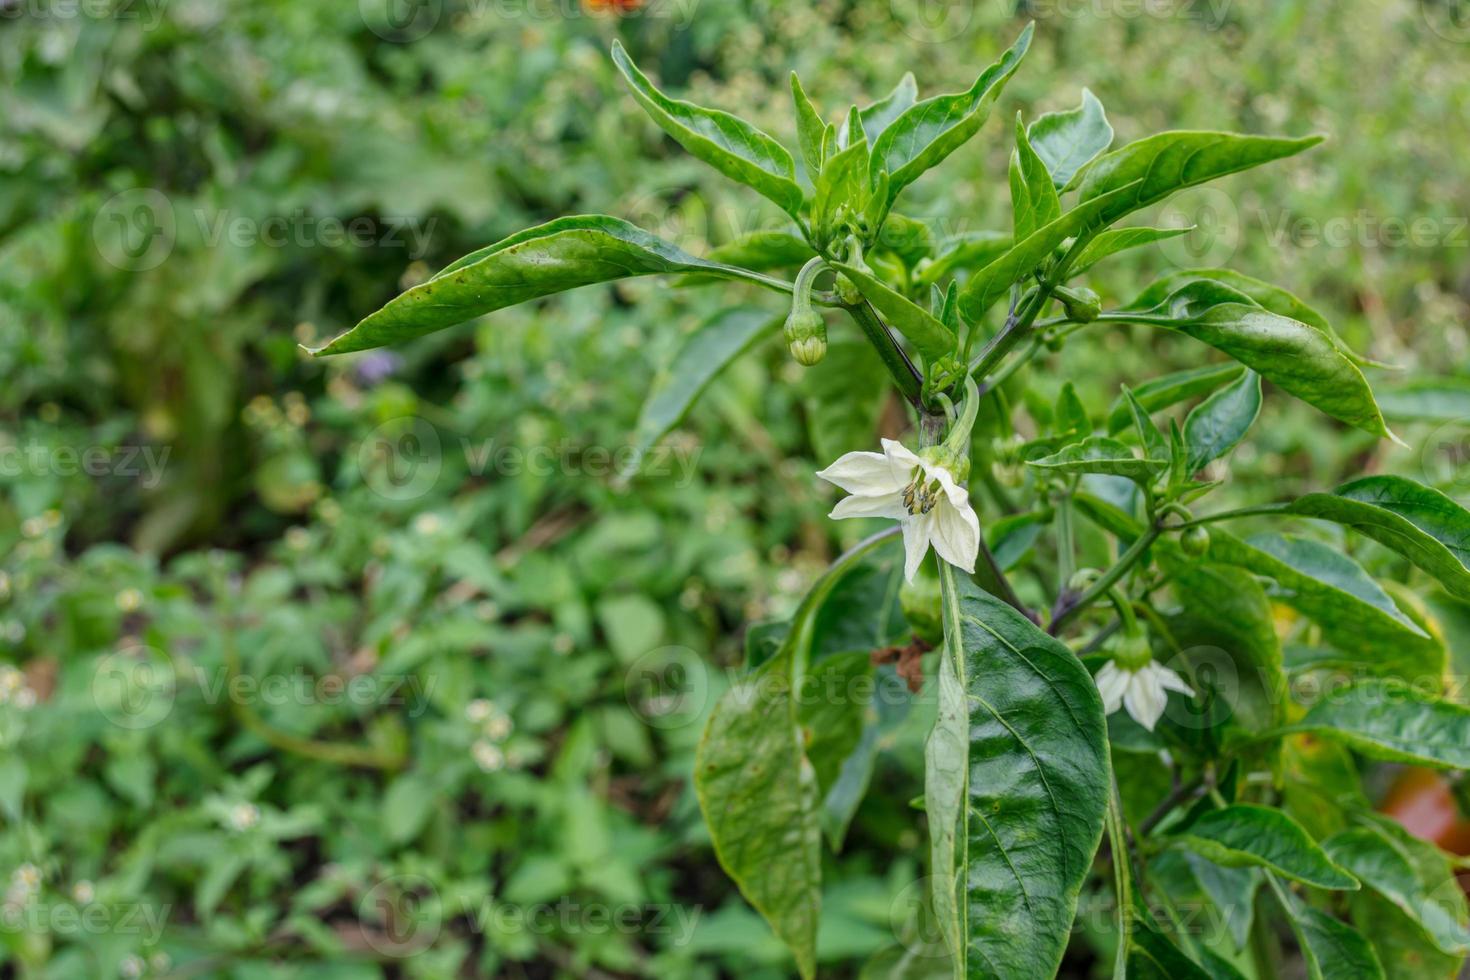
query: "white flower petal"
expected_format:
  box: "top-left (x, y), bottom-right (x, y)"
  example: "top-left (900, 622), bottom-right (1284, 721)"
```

top-left (880, 439), bottom-right (924, 471)
top-left (829, 492), bottom-right (909, 521)
top-left (901, 512), bottom-right (933, 583)
top-left (929, 495), bottom-right (980, 573)
top-left (1148, 662), bottom-right (1195, 698)
top-left (1123, 670), bottom-right (1168, 731)
top-left (1094, 661), bottom-right (1129, 714)
top-left (816, 451), bottom-right (909, 496)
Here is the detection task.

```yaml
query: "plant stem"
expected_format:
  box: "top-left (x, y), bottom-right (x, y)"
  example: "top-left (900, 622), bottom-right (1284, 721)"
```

top-left (1105, 778), bottom-right (1133, 980)
top-left (1176, 503), bottom-right (1290, 529)
top-left (1137, 776), bottom-right (1205, 836)
top-left (1055, 489), bottom-right (1076, 597)
top-left (968, 285), bottom-right (1050, 381)
top-left (845, 299), bottom-right (925, 407)
top-left (1050, 526), bottom-right (1162, 634)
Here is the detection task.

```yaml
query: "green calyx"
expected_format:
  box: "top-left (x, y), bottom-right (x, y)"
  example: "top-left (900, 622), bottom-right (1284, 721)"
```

top-left (1056, 285), bottom-right (1102, 323)
top-left (785, 256), bottom-right (829, 365)
top-left (1104, 588), bottom-right (1151, 671)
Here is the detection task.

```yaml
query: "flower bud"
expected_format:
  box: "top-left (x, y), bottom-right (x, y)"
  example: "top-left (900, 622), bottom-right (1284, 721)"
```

top-left (835, 273), bottom-right (863, 306)
top-left (784, 309), bottom-right (827, 365)
top-left (1180, 525), bottom-right (1211, 558)
top-left (1058, 285), bottom-right (1102, 323)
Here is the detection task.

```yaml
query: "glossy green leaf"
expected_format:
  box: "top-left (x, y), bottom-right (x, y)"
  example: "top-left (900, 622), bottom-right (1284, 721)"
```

top-left (1283, 679), bottom-right (1470, 768)
top-left (315, 216), bottom-right (776, 355)
top-left (915, 231), bottom-right (1012, 288)
top-left (1376, 379), bottom-right (1470, 422)
top-left (841, 73), bottom-right (917, 146)
top-left (1069, 226), bottom-right (1191, 277)
top-left (1205, 531), bottom-right (1435, 678)
top-left (1168, 804), bottom-right (1358, 890)
top-left (1122, 386), bottom-right (1169, 463)
top-left (1324, 814), bottom-right (1470, 956)
top-left (1183, 369), bottom-right (1261, 471)
top-left (1288, 475), bottom-right (1470, 600)
top-left (1028, 436), bottom-right (1165, 485)
top-left (1010, 114), bottom-right (1060, 241)
top-left (1350, 890), bottom-right (1465, 980)
top-left (1027, 88), bottom-right (1113, 191)
top-left (959, 180), bottom-right (1142, 320)
top-left (613, 40), bottom-right (803, 215)
top-left (701, 230), bottom-right (816, 274)
top-left (625, 308), bottom-right (777, 475)
top-left (1114, 280), bottom-right (1395, 440)
top-left (1105, 363), bottom-right (1246, 435)
top-left (925, 568), bottom-right (1109, 978)
top-left (790, 72), bottom-right (827, 177)
top-left (830, 261), bottom-right (955, 359)
top-left (870, 23), bottom-right (1033, 208)
top-left (1273, 878), bottom-right (1386, 980)
top-left (1075, 130), bottom-right (1323, 225)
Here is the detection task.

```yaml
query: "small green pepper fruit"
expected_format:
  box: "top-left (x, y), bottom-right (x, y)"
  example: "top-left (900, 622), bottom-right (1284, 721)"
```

top-left (1057, 285), bottom-right (1102, 323)
top-left (1180, 525), bottom-right (1211, 557)
top-left (899, 565), bottom-right (943, 647)
top-left (785, 256), bottom-right (829, 365)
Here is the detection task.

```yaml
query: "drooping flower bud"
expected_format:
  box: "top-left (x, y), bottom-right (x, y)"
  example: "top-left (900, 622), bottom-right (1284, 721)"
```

top-left (1180, 525), bottom-right (1211, 557)
top-left (1057, 285), bottom-right (1102, 323)
top-left (785, 256), bottom-right (828, 366)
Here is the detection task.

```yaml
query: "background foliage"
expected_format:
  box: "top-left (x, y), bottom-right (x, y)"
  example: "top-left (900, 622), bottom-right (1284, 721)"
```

top-left (2, 0), bottom-right (1469, 976)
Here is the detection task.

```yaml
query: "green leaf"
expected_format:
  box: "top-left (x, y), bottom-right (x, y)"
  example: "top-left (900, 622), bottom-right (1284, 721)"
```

top-left (700, 230), bottom-right (816, 273)
top-left (1281, 679), bottom-right (1470, 769)
top-left (315, 216), bottom-right (775, 355)
top-left (847, 73), bottom-right (918, 145)
top-left (695, 531), bottom-right (898, 979)
top-left (830, 261), bottom-right (955, 360)
top-left (612, 41), bottom-right (803, 215)
top-left (870, 23), bottom-right (1033, 208)
top-left (1075, 130), bottom-right (1323, 225)
top-left (1105, 363), bottom-right (1246, 435)
top-left (1349, 890), bottom-right (1465, 980)
top-left (1121, 386), bottom-right (1169, 463)
top-left (1205, 531), bottom-right (1435, 678)
top-left (1010, 113), bottom-right (1061, 241)
top-left (959, 179), bottom-right (1143, 320)
top-left (1130, 268), bottom-right (1376, 368)
top-left (1273, 877), bottom-right (1386, 980)
top-left (1287, 475), bottom-right (1470, 600)
top-left (1377, 379), bottom-right (1470, 423)
top-left (1157, 553), bottom-right (1287, 738)
top-left (382, 773), bottom-right (436, 845)
top-left (813, 139), bottom-right (871, 246)
top-left (625, 308), bottom-right (777, 475)
top-left (1114, 280), bottom-right (1395, 441)
top-left (1069, 226), bottom-right (1192, 277)
top-left (1183, 369), bottom-right (1261, 471)
top-left (1028, 88), bottom-right (1113, 191)
top-left (925, 568), bottom-right (1109, 978)
top-left (1126, 911), bottom-right (1219, 980)
top-left (790, 72), bottom-right (827, 177)
top-left (1028, 436), bottom-right (1165, 486)
top-left (915, 231), bottom-right (1012, 289)
top-left (1168, 804), bottom-right (1359, 890)
top-left (1324, 814), bottom-right (1470, 956)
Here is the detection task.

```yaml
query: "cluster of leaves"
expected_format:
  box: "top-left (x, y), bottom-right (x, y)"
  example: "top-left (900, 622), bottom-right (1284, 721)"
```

top-left (320, 20), bottom-right (1470, 980)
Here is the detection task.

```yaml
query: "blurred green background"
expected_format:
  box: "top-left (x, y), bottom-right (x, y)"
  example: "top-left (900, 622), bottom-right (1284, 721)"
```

top-left (2, 0), bottom-right (1468, 976)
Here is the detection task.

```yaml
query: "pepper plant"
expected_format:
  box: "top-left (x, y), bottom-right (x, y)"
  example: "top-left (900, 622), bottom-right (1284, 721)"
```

top-left (311, 24), bottom-right (1470, 980)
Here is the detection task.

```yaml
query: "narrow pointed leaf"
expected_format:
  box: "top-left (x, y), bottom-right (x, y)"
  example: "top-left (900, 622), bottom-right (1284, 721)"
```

top-left (624, 308), bottom-right (778, 474)
top-left (813, 140), bottom-right (871, 246)
top-left (1281, 680), bottom-right (1470, 769)
top-left (1183, 369), bottom-right (1261, 471)
top-left (847, 73), bottom-right (918, 145)
top-left (830, 261), bottom-right (955, 359)
top-left (1287, 475), bottom-right (1470, 600)
top-left (790, 72), bottom-right (827, 177)
top-left (1104, 363), bottom-right (1246, 435)
top-left (1274, 878), bottom-right (1386, 980)
top-left (612, 40), bottom-right (803, 215)
top-left (1122, 386), bottom-right (1169, 463)
top-left (1069, 226), bottom-right (1192, 277)
top-left (926, 568), bottom-right (1109, 978)
top-left (871, 23), bottom-right (1033, 208)
top-left (1028, 88), bottom-right (1113, 191)
top-left (1075, 130), bottom-right (1323, 225)
top-left (316, 216), bottom-right (778, 355)
top-left (1112, 280), bottom-right (1394, 440)
top-left (1324, 814), bottom-right (1470, 956)
top-left (1169, 804), bottom-right (1359, 890)
top-left (1010, 113), bottom-right (1060, 241)
top-left (1028, 436), bottom-right (1165, 486)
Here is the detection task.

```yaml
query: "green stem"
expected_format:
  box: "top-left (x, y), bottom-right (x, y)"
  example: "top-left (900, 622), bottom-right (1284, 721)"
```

top-left (1055, 489), bottom-right (1076, 597)
top-left (845, 298), bottom-right (925, 407)
top-left (1176, 503), bottom-right (1291, 529)
top-left (1106, 778), bottom-right (1133, 980)
top-left (1051, 526), bottom-right (1162, 634)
